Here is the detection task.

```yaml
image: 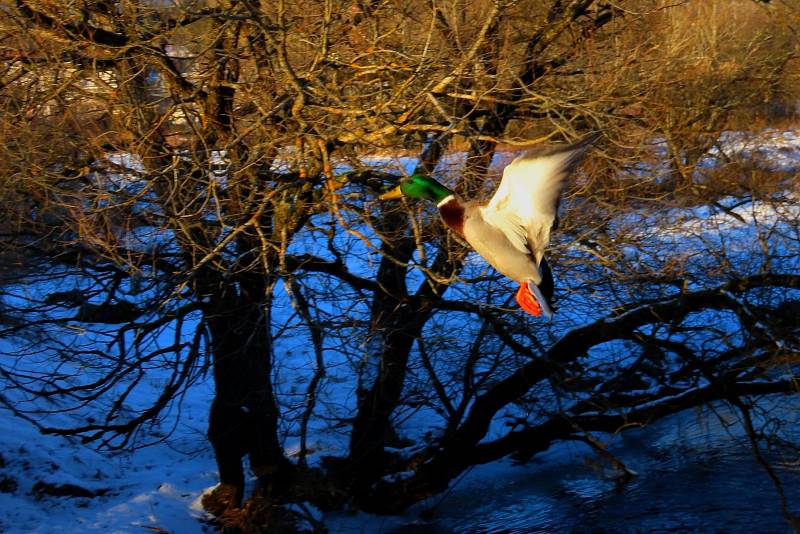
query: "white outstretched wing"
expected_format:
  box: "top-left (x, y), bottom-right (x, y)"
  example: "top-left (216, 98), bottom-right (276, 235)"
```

top-left (482, 135), bottom-right (596, 257)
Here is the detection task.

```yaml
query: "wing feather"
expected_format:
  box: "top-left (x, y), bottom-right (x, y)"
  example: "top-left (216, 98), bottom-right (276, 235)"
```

top-left (483, 134), bottom-right (596, 257)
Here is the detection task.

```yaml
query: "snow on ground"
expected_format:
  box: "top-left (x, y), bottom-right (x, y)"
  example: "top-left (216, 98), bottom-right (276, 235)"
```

top-left (0, 128), bottom-right (798, 532)
top-left (0, 379), bottom-right (218, 534)
top-left (709, 129), bottom-right (800, 172)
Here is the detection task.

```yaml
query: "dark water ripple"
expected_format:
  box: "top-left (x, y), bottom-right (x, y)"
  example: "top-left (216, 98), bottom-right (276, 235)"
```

top-left (381, 402), bottom-right (800, 534)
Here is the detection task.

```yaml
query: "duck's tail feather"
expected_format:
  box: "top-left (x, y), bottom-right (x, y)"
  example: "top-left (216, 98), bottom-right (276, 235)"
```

top-left (538, 256), bottom-right (554, 304)
top-left (527, 281), bottom-right (554, 320)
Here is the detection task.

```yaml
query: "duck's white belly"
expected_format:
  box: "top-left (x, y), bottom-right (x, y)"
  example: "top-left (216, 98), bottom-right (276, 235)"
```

top-left (463, 212), bottom-right (542, 284)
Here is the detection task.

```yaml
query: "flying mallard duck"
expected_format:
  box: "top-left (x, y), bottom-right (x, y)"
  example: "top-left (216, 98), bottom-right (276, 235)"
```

top-left (379, 134), bottom-right (598, 319)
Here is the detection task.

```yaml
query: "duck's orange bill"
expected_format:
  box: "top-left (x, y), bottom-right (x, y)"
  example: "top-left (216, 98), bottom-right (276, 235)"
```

top-left (379, 186), bottom-right (404, 200)
top-left (516, 283), bottom-right (542, 316)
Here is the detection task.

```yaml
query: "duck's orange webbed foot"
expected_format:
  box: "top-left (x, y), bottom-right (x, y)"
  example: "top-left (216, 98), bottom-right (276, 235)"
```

top-left (515, 283), bottom-right (542, 316)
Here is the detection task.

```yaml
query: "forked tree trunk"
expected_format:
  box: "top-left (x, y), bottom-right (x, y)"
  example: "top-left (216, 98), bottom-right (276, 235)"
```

top-left (203, 278), bottom-right (291, 509)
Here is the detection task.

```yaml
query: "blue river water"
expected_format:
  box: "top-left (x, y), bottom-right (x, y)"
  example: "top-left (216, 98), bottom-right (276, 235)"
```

top-left (329, 401), bottom-right (800, 533)
top-left (414, 404), bottom-right (800, 533)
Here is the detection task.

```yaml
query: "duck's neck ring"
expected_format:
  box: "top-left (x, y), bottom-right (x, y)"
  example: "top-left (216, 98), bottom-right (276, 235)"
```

top-left (436, 194), bottom-right (456, 208)
top-left (437, 195), bottom-right (465, 236)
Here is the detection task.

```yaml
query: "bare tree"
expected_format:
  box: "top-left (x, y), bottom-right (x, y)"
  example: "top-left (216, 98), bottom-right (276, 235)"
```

top-left (0, 0), bottom-right (797, 529)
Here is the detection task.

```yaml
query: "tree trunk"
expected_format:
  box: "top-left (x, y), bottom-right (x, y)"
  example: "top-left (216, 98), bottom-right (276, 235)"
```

top-left (348, 312), bottom-right (428, 482)
top-left (346, 202), bottom-right (420, 487)
top-left (204, 277), bottom-right (292, 509)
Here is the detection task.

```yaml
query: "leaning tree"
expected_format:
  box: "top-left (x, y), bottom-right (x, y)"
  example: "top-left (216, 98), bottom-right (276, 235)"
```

top-left (0, 0), bottom-right (798, 529)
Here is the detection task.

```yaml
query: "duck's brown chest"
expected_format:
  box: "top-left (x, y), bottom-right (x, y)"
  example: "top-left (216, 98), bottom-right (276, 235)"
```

top-left (438, 198), bottom-right (466, 236)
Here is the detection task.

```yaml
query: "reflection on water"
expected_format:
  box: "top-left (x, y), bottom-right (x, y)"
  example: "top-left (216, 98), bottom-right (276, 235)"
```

top-left (358, 401), bottom-right (800, 533)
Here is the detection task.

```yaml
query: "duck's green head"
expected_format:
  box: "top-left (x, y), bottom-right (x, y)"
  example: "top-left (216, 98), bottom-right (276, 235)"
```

top-left (379, 175), bottom-right (453, 204)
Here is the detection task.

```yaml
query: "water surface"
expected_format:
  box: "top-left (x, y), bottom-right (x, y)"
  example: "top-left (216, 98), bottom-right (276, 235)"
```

top-left (329, 402), bottom-right (800, 533)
